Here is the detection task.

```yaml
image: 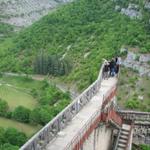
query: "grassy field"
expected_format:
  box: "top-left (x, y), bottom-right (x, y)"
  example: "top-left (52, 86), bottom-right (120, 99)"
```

top-left (117, 67), bottom-right (150, 111)
top-left (0, 76), bottom-right (40, 110)
top-left (0, 75), bottom-right (43, 90)
top-left (0, 117), bottom-right (41, 137)
top-left (0, 84), bottom-right (37, 110)
top-left (0, 76), bottom-right (45, 137)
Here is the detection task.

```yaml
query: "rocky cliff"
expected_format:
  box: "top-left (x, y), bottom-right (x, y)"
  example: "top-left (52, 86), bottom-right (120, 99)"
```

top-left (0, 0), bottom-right (71, 27)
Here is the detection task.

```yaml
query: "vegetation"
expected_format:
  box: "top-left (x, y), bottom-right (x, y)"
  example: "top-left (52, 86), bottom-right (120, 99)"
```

top-left (140, 144), bottom-right (150, 150)
top-left (0, 127), bottom-right (26, 148)
top-left (0, 82), bottom-right (38, 110)
top-left (12, 106), bottom-right (31, 123)
top-left (34, 53), bottom-right (72, 76)
top-left (0, 23), bottom-right (14, 42)
top-left (0, 99), bottom-right (9, 117)
top-left (0, 143), bottom-right (19, 150)
top-left (0, 75), bottom-right (71, 139)
top-left (0, 0), bottom-right (150, 90)
top-left (125, 99), bottom-right (140, 109)
top-left (118, 67), bottom-right (150, 111)
top-left (132, 144), bottom-right (150, 150)
top-left (29, 80), bottom-right (70, 125)
top-left (0, 117), bottom-right (41, 137)
top-left (0, 75), bottom-right (71, 148)
top-left (0, 0), bottom-right (150, 146)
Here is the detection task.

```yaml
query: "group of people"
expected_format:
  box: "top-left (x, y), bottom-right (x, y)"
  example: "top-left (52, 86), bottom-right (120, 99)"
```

top-left (103, 57), bottom-right (121, 79)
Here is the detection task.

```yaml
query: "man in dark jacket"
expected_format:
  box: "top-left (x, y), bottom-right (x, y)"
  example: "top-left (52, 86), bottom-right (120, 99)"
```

top-left (109, 58), bottom-right (116, 77)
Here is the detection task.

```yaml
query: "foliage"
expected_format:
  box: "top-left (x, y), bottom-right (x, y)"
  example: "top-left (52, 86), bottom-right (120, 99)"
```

top-left (30, 105), bottom-right (54, 125)
top-left (140, 144), bottom-right (150, 150)
top-left (0, 99), bottom-right (9, 117)
top-left (0, 23), bottom-right (14, 42)
top-left (0, 127), bottom-right (27, 147)
top-left (0, 0), bottom-right (150, 90)
top-left (4, 128), bottom-right (27, 146)
top-left (39, 83), bottom-right (70, 106)
top-left (0, 76), bottom-right (71, 127)
top-left (0, 127), bottom-right (5, 145)
top-left (125, 99), bottom-right (139, 109)
top-left (34, 53), bottom-right (72, 76)
top-left (0, 143), bottom-right (19, 150)
top-left (12, 106), bottom-right (31, 123)
top-left (30, 84), bottom-right (70, 125)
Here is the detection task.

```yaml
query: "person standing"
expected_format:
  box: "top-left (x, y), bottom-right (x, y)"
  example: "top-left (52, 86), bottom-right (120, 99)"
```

top-left (103, 61), bottom-right (109, 79)
top-left (110, 58), bottom-right (116, 77)
top-left (115, 56), bottom-right (122, 74)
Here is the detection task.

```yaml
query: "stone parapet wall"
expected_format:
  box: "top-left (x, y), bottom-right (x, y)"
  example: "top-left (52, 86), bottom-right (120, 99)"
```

top-left (20, 63), bottom-right (105, 150)
top-left (133, 124), bottom-right (150, 145)
top-left (118, 110), bottom-right (150, 122)
top-left (118, 110), bottom-right (150, 145)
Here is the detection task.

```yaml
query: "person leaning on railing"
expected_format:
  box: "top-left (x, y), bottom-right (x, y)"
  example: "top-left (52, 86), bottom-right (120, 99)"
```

top-left (102, 59), bottom-right (110, 80)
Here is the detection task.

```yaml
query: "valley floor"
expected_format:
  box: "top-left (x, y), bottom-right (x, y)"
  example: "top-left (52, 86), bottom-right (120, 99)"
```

top-left (0, 117), bottom-right (41, 137)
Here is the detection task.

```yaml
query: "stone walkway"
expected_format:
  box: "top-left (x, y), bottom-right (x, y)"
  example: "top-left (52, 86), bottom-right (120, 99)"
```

top-left (46, 77), bottom-right (117, 150)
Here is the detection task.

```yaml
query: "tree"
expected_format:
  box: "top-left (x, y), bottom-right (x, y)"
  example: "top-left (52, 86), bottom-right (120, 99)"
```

top-left (125, 99), bottom-right (139, 109)
top-left (30, 105), bottom-right (53, 125)
top-left (0, 143), bottom-right (19, 150)
top-left (0, 99), bottom-right (9, 117)
top-left (140, 144), bottom-right (150, 150)
top-left (34, 54), bottom-right (72, 76)
top-left (0, 127), bottom-right (5, 145)
top-left (30, 107), bottom-right (41, 125)
top-left (12, 106), bottom-right (31, 123)
top-left (4, 128), bottom-right (27, 147)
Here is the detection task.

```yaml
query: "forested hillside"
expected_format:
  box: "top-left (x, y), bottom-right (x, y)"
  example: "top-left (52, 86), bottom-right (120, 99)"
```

top-left (0, 0), bottom-right (150, 90)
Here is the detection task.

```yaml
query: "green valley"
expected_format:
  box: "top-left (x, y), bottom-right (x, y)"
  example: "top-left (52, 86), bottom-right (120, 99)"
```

top-left (0, 0), bottom-right (150, 90)
top-left (0, 0), bottom-right (150, 149)
top-left (0, 75), bottom-right (71, 148)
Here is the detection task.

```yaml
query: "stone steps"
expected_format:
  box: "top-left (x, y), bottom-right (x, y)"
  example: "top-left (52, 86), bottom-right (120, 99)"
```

top-left (116, 124), bottom-right (131, 150)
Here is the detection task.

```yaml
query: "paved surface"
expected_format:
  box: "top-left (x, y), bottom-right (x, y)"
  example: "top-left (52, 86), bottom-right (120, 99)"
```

top-left (46, 77), bottom-right (117, 150)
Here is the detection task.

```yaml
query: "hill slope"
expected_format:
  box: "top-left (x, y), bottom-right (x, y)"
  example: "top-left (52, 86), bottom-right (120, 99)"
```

top-left (0, 0), bottom-right (71, 27)
top-left (0, 0), bottom-right (150, 90)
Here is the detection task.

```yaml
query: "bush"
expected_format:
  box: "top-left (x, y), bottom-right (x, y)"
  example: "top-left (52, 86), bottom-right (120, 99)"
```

top-left (140, 144), bottom-right (150, 150)
top-left (30, 88), bottom-right (38, 98)
top-left (30, 106), bottom-right (53, 125)
top-left (34, 54), bottom-right (72, 76)
top-left (12, 106), bottom-right (31, 123)
top-left (4, 128), bottom-right (27, 147)
top-left (125, 99), bottom-right (139, 109)
top-left (5, 111), bottom-right (12, 119)
top-left (0, 143), bottom-right (19, 150)
top-left (0, 127), bottom-right (5, 145)
top-left (140, 87), bottom-right (145, 92)
top-left (0, 99), bottom-right (9, 117)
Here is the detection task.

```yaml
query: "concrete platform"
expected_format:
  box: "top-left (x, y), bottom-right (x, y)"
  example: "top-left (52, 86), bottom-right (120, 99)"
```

top-left (46, 77), bottom-right (117, 150)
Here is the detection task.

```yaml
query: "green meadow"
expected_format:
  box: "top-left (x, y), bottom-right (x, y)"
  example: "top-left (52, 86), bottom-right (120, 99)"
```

top-left (0, 84), bottom-right (37, 110)
top-left (0, 75), bottom-right (42, 136)
top-left (0, 117), bottom-right (41, 137)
